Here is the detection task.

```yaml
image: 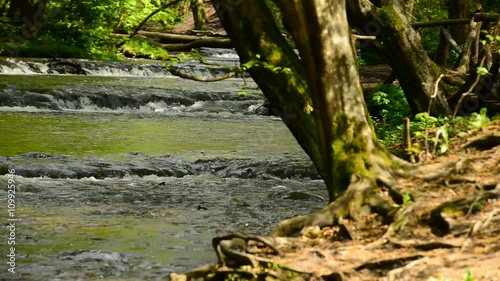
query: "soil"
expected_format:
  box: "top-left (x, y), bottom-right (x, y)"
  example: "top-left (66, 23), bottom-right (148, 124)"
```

top-left (260, 123), bottom-right (500, 280)
top-left (172, 122), bottom-right (500, 281)
top-left (172, 0), bottom-right (226, 36)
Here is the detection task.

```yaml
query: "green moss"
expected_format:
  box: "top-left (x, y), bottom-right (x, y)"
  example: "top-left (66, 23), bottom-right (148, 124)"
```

top-left (330, 114), bottom-right (373, 196)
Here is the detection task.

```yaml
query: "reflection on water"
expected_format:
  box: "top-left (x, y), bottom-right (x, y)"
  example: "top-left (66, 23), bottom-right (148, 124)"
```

top-left (0, 66), bottom-right (323, 280)
top-left (0, 112), bottom-right (304, 159)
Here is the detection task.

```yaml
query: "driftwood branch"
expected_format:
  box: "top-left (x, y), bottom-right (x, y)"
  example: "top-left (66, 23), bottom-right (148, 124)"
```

top-left (149, 37), bottom-right (231, 51)
top-left (137, 30), bottom-right (226, 41)
top-left (168, 65), bottom-right (240, 82)
top-left (110, 32), bottom-right (232, 51)
top-left (441, 27), bottom-right (462, 54)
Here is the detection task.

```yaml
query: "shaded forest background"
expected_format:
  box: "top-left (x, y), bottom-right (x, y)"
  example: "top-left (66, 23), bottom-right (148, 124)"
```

top-left (0, 0), bottom-right (499, 60)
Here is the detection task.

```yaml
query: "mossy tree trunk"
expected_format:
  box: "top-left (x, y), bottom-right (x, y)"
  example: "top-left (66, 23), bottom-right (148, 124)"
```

top-left (347, 0), bottom-right (453, 116)
top-left (191, 0), bottom-right (206, 31)
top-left (211, 0), bottom-right (403, 236)
top-left (448, 0), bottom-right (470, 45)
top-left (7, 0), bottom-right (36, 23)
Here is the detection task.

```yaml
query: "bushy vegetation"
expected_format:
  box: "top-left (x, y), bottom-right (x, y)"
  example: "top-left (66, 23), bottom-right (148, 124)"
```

top-left (0, 0), bottom-right (184, 59)
top-left (366, 85), bottom-right (412, 146)
top-left (366, 84), bottom-right (494, 158)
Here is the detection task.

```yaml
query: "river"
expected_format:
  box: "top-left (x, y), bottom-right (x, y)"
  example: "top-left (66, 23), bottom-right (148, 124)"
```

top-left (0, 52), bottom-right (326, 280)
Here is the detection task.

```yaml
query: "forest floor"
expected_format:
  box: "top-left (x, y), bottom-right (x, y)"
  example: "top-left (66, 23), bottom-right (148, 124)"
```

top-left (170, 121), bottom-right (499, 281)
top-left (170, 6), bottom-right (500, 280)
top-left (253, 121), bottom-right (500, 281)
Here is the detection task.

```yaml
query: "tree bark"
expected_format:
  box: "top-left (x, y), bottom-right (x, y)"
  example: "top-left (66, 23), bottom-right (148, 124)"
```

top-left (0, 0), bottom-right (9, 16)
top-left (347, 0), bottom-right (453, 116)
top-left (211, 0), bottom-right (397, 208)
top-left (7, 0), bottom-right (30, 22)
top-left (210, 0), bottom-right (326, 197)
top-left (448, 0), bottom-right (470, 45)
top-left (191, 0), bottom-right (206, 31)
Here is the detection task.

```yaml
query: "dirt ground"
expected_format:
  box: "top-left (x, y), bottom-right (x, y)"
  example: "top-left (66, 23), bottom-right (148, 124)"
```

top-left (172, 0), bottom-right (225, 35)
top-left (258, 122), bottom-right (500, 281)
top-left (170, 122), bottom-right (499, 281)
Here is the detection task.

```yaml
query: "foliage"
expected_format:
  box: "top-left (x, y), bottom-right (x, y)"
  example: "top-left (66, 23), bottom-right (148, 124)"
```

top-left (366, 85), bottom-right (412, 146)
top-left (121, 38), bottom-right (168, 60)
top-left (413, 0), bottom-right (448, 51)
top-left (0, 0), bottom-right (184, 59)
top-left (412, 108), bottom-right (490, 155)
top-left (240, 54), bottom-right (293, 75)
top-left (366, 85), bottom-right (491, 155)
top-left (357, 50), bottom-right (384, 66)
top-left (392, 193), bottom-right (413, 207)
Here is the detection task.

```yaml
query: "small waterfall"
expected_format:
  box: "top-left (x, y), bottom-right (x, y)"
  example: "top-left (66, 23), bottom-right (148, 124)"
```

top-left (0, 48), bottom-right (242, 77)
top-left (0, 58), bottom-right (173, 77)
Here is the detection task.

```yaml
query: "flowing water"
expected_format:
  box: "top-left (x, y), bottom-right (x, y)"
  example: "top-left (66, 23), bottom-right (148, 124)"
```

top-left (0, 53), bottom-right (326, 280)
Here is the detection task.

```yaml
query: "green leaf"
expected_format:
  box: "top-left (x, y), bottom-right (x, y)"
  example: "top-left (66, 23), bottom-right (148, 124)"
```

top-left (438, 143), bottom-right (448, 155)
top-left (402, 193), bottom-right (413, 205)
top-left (477, 67), bottom-right (489, 76)
top-left (415, 112), bottom-right (431, 122)
top-left (479, 107), bottom-right (488, 117)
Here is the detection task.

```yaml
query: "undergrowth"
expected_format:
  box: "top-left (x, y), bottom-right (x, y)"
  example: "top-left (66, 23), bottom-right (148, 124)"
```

top-left (366, 84), bottom-right (493, 158)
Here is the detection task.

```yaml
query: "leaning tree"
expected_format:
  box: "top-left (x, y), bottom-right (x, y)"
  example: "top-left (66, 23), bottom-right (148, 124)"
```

top-left (209, 0), bottom-right (417, 237)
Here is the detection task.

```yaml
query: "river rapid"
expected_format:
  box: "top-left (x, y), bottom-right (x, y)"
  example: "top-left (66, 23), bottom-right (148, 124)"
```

top-left (0, 50), bottom-right (326, 280)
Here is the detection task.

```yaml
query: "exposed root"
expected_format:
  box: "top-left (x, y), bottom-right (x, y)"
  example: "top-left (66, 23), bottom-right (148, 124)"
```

top-left (381, 201), bottom-right (421, 239)
top-left (426, 188), bottom-right (500, 237)
top-left (212, 232), bottom-right (283, 267)
top-left (393, 161), bottom-right (457, 180)
top-left (271, 174), bottom-right (401, 237)
top-left (461, 207), bottom-right (500, 251)
top-left (170, 124), bottom-right (500, 280)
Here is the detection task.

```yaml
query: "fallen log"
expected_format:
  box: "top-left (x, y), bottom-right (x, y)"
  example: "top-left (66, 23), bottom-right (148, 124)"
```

top-left (110, 32), bottom-right (232, 51)
top-left (411, 13), bottom-right (500, 28)
top-left (137, 30), bottom-right (228, 42)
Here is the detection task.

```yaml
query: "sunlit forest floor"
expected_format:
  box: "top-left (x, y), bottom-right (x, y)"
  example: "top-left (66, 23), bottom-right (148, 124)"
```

top-left (261, 121), bottom-right (500, 280)
top-left (172, 121), bottom-right (499, 281)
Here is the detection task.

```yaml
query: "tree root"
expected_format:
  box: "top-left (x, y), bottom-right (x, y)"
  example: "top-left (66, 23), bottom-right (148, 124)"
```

top-left (426, 188), bottom-right (500, 237)
top-left (271, 174), bottom-right (400, 237)
top-left (212, 232), bottom-right (283, 268)
top-left (169, 233), bottom-right (310, 281)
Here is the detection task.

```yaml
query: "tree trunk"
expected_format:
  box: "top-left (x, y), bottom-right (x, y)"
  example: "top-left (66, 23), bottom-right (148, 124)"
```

top-left (347, 0), bottom-right (453, 116)
top-left (191, 0), bottom-right (206, 31)
top-left (210, 0), bottom-right (326, 198)
top-left (7, 0), bottom-right (34, 23)
top-left (448, 0), bottom-right (470, 45)
top-left (210, 0), bottom-right (401, 228)
top-left (0, 0), bottom-right (9, 16)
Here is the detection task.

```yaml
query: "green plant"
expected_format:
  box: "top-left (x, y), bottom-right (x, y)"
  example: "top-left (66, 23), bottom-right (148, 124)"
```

top-left (392, 193), bottom-right (414, 208)
top-left (121, 38), bottom-right (168, 60)
top-left (366, 85), bottom-right (412, 146)
top-left (467, 108), bottom-right (490, 129)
